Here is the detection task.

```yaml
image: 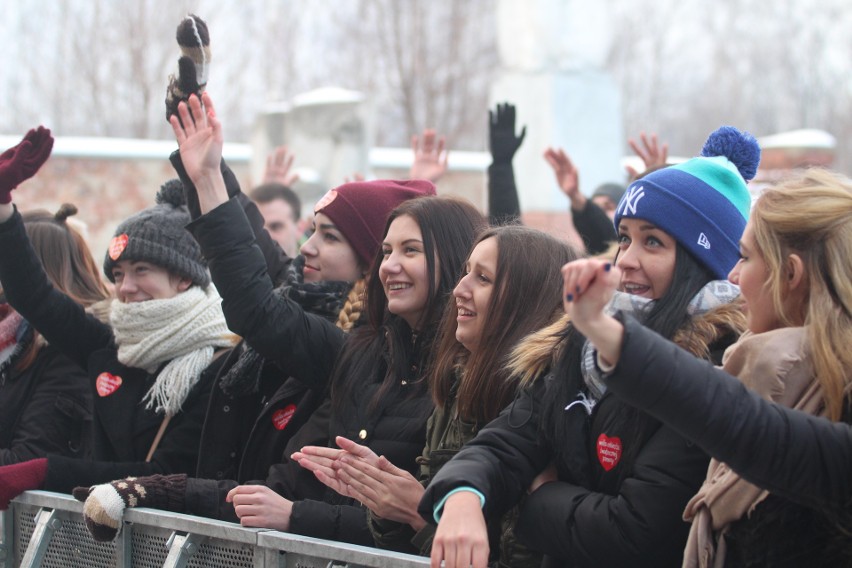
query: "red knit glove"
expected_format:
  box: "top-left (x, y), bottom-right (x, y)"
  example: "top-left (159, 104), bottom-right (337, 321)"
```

top-left (0, 457), bottom-right (48, 509)
top-left (0, 127), bottom-right (54, 204)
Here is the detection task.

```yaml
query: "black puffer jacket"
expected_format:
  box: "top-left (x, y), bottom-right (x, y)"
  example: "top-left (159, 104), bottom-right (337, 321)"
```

top-left (420, 376), bottom-right (708, 567)
top-left (0, 341), bottom-right (92, 465)
top-left (605, 315), bottom-right (852, 567)
top-left (0, 209), bottom-right (225, 492)
top-left (420, 308), bottom-right (743, 567)
top-left (184, 195), bottom-right (433, 545)
top-left (172, 152), bottom-right (328, 486)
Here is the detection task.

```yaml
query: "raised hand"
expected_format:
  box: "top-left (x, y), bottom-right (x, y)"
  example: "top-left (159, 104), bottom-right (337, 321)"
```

top-left (226, 485), bottom-right (294, 531)
top-left (543, 146), bottom-right (586, 211)
top-left (489, 102), bottom-right (526, 164)
top-left (409, 129), bottom-right (449, 182)
top-left (625, 132), bottom-right (669, 181)
top-left (169, 92), bottom-right (228, 213)
top-left (0, 127), bottom-right (54, 204)
top-left (562, 258), bottom-right (624, 366)
top-left (263, 146), bottom-right (300, 186)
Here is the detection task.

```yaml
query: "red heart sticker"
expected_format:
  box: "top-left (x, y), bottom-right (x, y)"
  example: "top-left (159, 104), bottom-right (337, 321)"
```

top-left (96, 372), bottom-right (123, 397)
top-left (109, 234), bottom-right (129, 261)
top-left (272, 404), bottom-right (297, 431)
top-left (314, 189), bottom-right (338, 213)
top-left (597, 434), bottom-right (622, 472)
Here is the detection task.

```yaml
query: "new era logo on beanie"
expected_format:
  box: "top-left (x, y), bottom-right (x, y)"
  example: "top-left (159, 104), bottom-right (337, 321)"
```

top-left (314, 179), bottom-right (436, 266)
top-left (103, 180), bottom-right (210, 288)
top-left (614, 126), bottom-right (760, 279)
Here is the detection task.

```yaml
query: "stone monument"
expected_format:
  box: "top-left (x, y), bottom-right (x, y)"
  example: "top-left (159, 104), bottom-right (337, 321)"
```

top-left (493, 0), bottom-right (624, 211)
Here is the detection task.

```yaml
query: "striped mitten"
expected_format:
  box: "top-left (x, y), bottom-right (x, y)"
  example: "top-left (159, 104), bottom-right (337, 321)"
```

top-left (73, 474), bottom-right (187, 542)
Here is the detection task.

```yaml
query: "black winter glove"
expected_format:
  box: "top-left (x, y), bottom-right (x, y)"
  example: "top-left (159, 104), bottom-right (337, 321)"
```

top-left (489, 103), bottom-right (526, 164)
top-left (165, 14), bottom-right (211, 124)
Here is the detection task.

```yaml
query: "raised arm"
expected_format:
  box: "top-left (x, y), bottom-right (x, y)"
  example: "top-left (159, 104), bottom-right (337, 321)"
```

top-left (0, 128), bottom-right (113, 366)
top-left (171, 94), bottom-right (343, 387)
top-left (606, 316), bottom-right (852, 511)
top-left (487, 103), bottom-right (525, 225)
top-left (409, 129), bottom-right (449, 183)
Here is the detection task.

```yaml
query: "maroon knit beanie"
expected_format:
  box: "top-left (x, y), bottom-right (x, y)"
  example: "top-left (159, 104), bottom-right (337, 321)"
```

top-left (314, 179), bottom-right (436, 265)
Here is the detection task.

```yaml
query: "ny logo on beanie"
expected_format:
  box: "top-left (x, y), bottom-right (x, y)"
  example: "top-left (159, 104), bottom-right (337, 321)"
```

top-left (617, 185), bottom-right (646, 217)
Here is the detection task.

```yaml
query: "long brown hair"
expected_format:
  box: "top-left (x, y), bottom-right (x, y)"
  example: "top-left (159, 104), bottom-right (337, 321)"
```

top-left (22, 204), bottom-right (111, 307)
top-left (430, 226), bottom-right (579, 423)
top-left (751, 168), bottom-right (852, 420)
top-left (13, 204), bottom-right (111, 370)
top-left (331, 195), bottom-right (487, 414)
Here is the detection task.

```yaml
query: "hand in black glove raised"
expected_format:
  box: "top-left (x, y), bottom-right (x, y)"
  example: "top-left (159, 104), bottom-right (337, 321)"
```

top-left (488, 103), bottom-right (526, 165)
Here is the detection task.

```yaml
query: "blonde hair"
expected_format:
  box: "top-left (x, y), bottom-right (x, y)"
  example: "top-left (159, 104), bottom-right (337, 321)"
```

top-left (336, 278), bottom-right (366, 332)
top-left (751, 168), bottom-right (852, 420)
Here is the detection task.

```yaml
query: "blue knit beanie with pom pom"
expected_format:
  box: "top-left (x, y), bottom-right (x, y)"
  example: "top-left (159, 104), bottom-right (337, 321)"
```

top-left (614, 126), bottom-right (760, 279)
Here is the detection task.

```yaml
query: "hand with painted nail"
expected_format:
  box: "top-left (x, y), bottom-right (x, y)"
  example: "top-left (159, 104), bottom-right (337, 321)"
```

top-left (561, 258), bottom-right (625, 366)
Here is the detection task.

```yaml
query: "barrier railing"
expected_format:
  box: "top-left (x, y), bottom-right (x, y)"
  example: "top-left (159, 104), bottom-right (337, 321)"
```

top-left (0, 491), bottom-right (431, 568)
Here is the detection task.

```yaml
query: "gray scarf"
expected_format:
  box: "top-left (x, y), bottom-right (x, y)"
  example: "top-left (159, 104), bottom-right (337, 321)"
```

top-left (570, 280), bottom-right (740, 414)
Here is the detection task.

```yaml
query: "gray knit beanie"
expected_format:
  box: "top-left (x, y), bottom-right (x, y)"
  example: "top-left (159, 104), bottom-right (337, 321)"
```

top-left (103, 180), bottom-right (210, 288)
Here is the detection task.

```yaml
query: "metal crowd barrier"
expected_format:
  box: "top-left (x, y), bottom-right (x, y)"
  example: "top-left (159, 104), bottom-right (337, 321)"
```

top-left (0, 491), bottom-right (431, 568)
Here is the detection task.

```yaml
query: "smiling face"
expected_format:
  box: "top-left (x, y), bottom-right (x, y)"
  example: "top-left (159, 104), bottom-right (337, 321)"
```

top-left (615, 217), bottom-right (677, 300)
top-left (729, 221), bottom-right (781, 334)
top-left (299, 212), bottom-right (364, 283)
top-left (111, 260), bottom-right (190, 303)
top-left (379, 214), bottom-right (432, 329)
top-left (453, 237), bottom-right (498, 353)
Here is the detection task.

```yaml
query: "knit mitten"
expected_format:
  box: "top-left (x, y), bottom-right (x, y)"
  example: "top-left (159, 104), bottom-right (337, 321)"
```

top-left (0, 127), bottom-right (54, 204)
top-left (72, 474), bottom-right (188, 542)
top-left (0, 457), bottom-right (47, 509)
top-left (165, 14), bottom-right (211, 123)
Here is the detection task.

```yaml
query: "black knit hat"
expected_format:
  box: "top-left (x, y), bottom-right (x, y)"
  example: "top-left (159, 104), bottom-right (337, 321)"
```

top-left (103, 180), bottom-right (210, 287)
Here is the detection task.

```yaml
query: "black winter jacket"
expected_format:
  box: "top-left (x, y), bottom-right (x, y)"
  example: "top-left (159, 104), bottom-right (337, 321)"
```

top-left (0, 209), bottom-right (224, 492)
top-left (184, 196), bottom-right (433, 545)
top-left (606, 315), bottom-right (852, 511)
top-left (571, 200), bottom-right (617, 255)
top-left (171, 154), bottom-right (325, 486)
top-left (420, 373), bottom-right (708, 567)
top-left (605, 316), bottom-right (852, 566)
top-left (0, 342), bottom-right (92, 465)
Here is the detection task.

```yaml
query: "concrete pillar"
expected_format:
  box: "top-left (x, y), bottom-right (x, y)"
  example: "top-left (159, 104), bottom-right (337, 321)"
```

top-left (252, 87), bottom-right (374, 208)
top-left (493, 0), bottom-right (624, 211)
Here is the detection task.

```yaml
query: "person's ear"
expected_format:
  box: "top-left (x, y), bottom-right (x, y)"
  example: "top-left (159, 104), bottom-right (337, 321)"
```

top-left (177, 277), bottom-right (193, 292)
top-left (785, 253), bottom-right (806, 292)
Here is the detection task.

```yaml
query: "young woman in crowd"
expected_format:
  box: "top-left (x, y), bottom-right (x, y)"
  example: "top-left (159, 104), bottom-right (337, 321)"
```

top-left (295, 225), bottom-right (578, 567)
top-left (562, 167), bottom-right (852, 566)
top-left (0, 127), bottom-right (239, 510)
top-left (1, 203), bottom-right (111, 466)
top-left (75, 93), bottom-right (486, 545)
top-left (419, 126), bottom-right (759, 568)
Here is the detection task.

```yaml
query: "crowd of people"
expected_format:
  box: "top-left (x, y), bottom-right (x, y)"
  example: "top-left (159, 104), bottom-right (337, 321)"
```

top-left (0, 13), bottom-right (851, 568)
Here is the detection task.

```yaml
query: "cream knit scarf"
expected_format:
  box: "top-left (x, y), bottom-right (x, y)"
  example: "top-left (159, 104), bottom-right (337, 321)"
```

top-left (110, 285), bottom-right (238, 416)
